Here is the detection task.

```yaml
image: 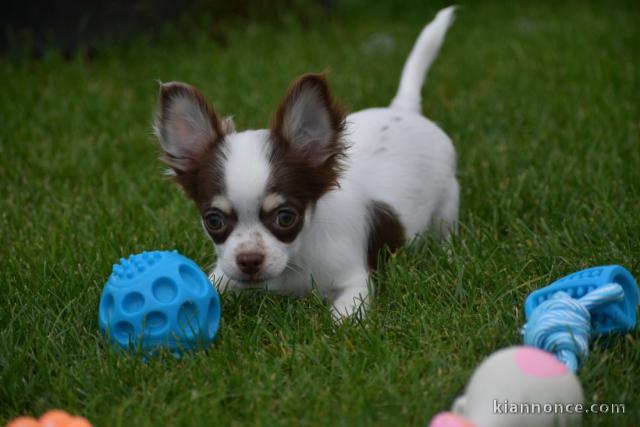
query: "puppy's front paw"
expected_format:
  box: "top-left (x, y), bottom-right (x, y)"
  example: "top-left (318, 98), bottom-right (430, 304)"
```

top-left (331, 301), bottom-right (364, 323)
top-left (209, 267), bottom-right (240, 294)
top-left (330, 281), bottom-right (370, 322)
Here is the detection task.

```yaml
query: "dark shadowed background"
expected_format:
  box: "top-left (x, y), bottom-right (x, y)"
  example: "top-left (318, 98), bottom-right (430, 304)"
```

top-left (3, 0), bottom-right (335, 57)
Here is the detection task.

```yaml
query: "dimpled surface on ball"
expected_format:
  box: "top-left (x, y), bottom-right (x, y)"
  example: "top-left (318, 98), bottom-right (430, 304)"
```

top-left (98, 250), bottom-right (221, 354)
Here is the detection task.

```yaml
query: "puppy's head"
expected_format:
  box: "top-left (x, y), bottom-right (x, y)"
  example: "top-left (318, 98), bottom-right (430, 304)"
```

top-left (154, 74), bottom-right (346, 282)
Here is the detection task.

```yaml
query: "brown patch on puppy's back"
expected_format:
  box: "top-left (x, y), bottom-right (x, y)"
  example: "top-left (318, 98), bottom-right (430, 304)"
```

top-left (367, 201), bottom-right (405, 270)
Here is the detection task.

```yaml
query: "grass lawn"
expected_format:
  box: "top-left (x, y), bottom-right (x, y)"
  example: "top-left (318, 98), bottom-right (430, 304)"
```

top-left (1, 0), bottom-right (639, 425)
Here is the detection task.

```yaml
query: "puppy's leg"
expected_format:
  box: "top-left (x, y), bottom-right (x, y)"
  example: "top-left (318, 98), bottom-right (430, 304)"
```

top-left (209, 265), bottom-right (242, 293)
top-left (433, 178), bottom-right (460, 239)
top-left (330, 270), bottom-right (371, 321)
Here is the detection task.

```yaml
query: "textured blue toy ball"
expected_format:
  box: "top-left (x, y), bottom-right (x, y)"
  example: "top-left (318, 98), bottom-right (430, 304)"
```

top-left (98, 250), bottom-right (220, 354)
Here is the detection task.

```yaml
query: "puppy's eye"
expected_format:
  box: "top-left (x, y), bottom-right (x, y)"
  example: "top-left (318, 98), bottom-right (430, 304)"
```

top-left (204, 211), bottom-right (225, 232)
top-left (274, 208), bottom-right (298, 229)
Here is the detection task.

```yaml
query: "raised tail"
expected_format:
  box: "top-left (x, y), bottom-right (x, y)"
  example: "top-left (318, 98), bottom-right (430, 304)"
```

top-left (389, 6), bottom-right (456, 113)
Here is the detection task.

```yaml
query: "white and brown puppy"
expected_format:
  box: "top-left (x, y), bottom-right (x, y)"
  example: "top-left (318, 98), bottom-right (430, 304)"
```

top-left (154, 6), bottom-right (459, 319)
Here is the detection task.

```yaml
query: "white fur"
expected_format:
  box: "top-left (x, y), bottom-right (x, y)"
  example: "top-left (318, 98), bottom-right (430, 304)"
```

top-left (208, 6), bottom-right (459, 320)
top-left (390, 5), bottom-right (456, 113)
top-left (222, 130), bottom-right (271, 214)
top-left (213, 131), bottom-right (293, 282)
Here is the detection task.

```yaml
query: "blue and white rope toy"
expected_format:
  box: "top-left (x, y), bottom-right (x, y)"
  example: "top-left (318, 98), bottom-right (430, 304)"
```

top-left (522, 265), bottom-right (639, 372)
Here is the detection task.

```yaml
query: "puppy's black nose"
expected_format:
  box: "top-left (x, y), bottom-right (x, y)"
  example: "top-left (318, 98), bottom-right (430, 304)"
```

top-left (236, 252), bottom-right (265, 275)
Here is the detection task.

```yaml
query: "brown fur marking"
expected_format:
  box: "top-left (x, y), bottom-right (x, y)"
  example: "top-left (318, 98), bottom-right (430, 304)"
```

top-left (367, 201), bottom-right (405, 270)
top-left (156, 82), bottom-right (229, 210)
top-left (268, 74), bottom-right (348, 204)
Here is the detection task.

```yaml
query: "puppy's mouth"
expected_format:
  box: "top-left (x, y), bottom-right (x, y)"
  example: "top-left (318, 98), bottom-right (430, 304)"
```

top-left (231, 272), bottom-right (270, 284)
top-left (236, 276), bottom-right (264, 284)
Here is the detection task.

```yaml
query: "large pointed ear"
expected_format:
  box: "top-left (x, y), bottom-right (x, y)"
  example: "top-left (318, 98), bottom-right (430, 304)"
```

top-left (270, 74), bottom-right (346, 166)
top-left (153, 82), bottom-right (223, 173)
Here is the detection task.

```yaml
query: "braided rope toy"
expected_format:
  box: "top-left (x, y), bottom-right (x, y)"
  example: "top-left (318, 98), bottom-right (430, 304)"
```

top-left (523, 284), bottom-right (625, 372)
top-left (523, 265), bottom-right (638, 372)
top-left (431, 265), bottom-right (639, 427)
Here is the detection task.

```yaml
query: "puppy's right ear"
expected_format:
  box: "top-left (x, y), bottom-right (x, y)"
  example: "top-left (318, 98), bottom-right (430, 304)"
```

top-left (154, 82), bottom-right (222, 174)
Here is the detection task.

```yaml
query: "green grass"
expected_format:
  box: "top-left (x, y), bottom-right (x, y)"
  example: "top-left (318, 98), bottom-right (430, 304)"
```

top-left (1, 1), bottom-right (639, 425)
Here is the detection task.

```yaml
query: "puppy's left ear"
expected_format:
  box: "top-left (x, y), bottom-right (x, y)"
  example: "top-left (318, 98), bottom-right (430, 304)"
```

top-left (271, 74), bottom-right (346, 165)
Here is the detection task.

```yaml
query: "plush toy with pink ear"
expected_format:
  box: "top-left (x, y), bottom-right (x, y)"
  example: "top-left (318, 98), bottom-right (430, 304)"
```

top-left (430, 346), bottom-right (583, 427)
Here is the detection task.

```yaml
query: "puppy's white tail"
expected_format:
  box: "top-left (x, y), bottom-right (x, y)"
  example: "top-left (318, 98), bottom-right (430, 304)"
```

top-left (390, 6), bottom-right (456, 113)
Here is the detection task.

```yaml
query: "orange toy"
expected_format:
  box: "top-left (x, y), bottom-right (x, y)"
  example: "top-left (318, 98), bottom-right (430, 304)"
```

top-left (7, 410), bottom-right (92, 427)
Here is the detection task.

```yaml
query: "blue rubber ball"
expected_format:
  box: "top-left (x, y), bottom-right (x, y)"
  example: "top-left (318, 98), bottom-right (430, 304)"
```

top-left (98, 250), bottom-right (221, 354)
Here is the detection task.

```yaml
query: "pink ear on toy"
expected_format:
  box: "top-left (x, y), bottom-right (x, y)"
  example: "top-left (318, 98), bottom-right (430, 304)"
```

top-left (515, 346), bottom-right (568, 378)
top-left (429, 412), bottom-right (476, 427)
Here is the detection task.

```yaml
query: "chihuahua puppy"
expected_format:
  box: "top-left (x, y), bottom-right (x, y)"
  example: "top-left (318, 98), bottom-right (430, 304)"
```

top-left (154, 6), bottom-right (458, 320)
